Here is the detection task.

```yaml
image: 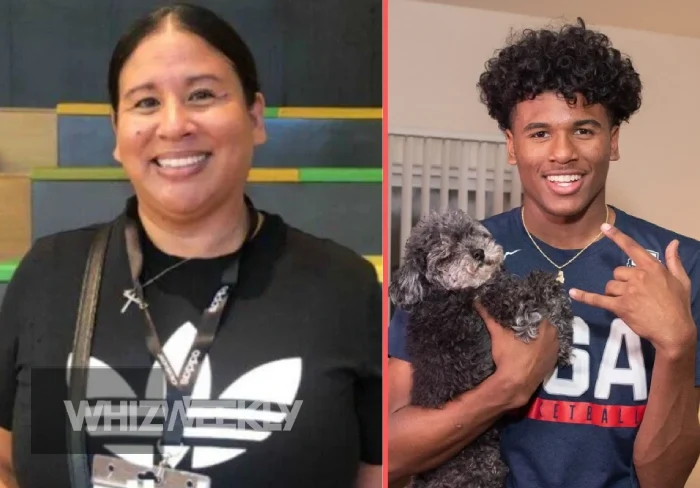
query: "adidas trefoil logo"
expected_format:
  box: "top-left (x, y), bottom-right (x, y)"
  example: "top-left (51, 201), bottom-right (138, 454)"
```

top-left (66, 322), bottom-right (303, 470)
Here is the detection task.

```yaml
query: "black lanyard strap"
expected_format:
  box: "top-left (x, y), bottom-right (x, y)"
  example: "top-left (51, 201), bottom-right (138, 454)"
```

top-left (123, 200), bottom-right (259, 455)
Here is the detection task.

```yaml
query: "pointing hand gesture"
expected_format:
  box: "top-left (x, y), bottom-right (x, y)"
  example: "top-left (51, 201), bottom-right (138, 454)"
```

top-left (569, 223), bottom-right (696, 358)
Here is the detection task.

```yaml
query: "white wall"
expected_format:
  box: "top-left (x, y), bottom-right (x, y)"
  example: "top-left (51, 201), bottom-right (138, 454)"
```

top-left (389, 0), bottom-right (700, 241)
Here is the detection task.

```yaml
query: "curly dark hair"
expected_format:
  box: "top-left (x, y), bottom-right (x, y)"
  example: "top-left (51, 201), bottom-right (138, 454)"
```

top-left (477, 18), bottom-right (642, 131)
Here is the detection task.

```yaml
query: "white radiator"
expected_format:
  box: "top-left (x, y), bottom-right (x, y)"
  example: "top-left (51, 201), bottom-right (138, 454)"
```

top-left (388, 128), bottom-right (523, 272)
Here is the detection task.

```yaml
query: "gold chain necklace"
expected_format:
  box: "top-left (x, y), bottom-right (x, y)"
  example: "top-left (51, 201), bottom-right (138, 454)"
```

top-left (521, 205), bottom-right (609, 284)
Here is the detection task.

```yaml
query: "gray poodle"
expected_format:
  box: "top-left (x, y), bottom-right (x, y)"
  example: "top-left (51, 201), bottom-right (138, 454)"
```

top-left (390, 209), bottom-right (575, 488)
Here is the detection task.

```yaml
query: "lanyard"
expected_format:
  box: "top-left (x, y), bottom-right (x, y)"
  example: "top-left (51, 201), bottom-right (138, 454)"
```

top-left (123, 201), bottom-right (259, 461)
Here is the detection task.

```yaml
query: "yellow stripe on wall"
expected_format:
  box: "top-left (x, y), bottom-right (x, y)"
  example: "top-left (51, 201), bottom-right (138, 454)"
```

top-left (277, 107), bottom-right (382, 119)
top-left (248, 168), bottom-right (299, 182)
top-left (57, 103), bottom-right (112, 116)
top-left (30, 167), bottom-right (304, 183)
top-left (57, 104), bottom-right (382, 119)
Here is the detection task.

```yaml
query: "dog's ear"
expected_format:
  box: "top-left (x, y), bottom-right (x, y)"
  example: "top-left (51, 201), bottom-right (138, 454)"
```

top-left (389, 256), bottom-right (426, 308)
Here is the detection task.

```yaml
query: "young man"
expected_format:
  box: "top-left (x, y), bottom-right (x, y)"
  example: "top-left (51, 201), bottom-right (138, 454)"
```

top-left (388, 19), bottom-right (700, 488)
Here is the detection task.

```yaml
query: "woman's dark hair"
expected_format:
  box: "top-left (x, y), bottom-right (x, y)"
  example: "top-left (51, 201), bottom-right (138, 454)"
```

top-left (477, 18), bottom-right (642, 131)
top-left (108, 3), bottom-right (260, 114)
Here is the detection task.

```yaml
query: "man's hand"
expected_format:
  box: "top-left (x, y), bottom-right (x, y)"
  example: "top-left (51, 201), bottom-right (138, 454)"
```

top-left (475, 302), bottom-right (560, 407)
top-left (569, 223), bottom-right (696, 358)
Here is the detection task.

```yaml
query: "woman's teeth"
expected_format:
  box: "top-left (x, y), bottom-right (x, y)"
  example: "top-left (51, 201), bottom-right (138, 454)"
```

top-left (157, 154), bottom-right (208, 168)
top-left (547, 174), bottom-right (581, 185)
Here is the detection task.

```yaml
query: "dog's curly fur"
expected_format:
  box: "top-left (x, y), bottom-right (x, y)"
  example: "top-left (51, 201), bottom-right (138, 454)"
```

top-left (390, 209), bottom-right (575, 488)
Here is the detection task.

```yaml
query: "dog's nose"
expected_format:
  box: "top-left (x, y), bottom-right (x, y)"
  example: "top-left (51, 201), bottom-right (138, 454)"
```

top-left (471, 249), bottom-right (485, 261)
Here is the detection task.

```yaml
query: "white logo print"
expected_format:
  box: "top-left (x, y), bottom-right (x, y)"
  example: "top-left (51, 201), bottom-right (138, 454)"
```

top-left (207, 286), bottom-right (229, 313)
top-left (504, 250), bottom-right (521, 259)
top-left (66, 322), bottom-right (303, 470)
top-left (627, 249), bottom-right (660, 267)
top-left (179, 350), bottom-right (201, 387)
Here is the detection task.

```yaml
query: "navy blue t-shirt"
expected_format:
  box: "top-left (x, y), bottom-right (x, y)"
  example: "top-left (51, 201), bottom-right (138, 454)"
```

top-left (389, 206), bottom-right (700, 488)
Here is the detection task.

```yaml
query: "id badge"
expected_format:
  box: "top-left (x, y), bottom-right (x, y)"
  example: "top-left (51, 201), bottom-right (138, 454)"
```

top-left (91, 454), bottom-right (211, 488)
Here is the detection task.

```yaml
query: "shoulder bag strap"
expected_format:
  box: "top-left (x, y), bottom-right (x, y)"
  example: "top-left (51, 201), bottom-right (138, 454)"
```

top-left (67, 223), bottom-right (112, 487)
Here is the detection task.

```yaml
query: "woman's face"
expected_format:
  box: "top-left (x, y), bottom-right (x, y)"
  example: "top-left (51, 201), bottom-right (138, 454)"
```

top-left (113, 22), bottom-right (266, 219)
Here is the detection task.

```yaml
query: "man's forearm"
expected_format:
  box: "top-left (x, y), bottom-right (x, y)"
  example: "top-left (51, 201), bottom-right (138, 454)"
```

top-left (388, 371), bottom-right (519, 481)
top-left (633, 346), bottom-right (700, 488)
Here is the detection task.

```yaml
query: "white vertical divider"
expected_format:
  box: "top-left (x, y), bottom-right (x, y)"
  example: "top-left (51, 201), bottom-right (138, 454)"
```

top-left (400, 136), bottom-right (413, 261)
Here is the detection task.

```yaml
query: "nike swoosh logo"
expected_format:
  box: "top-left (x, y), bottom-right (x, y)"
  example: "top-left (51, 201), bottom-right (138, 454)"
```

top-left (504, 250), bottom-right (521, 258)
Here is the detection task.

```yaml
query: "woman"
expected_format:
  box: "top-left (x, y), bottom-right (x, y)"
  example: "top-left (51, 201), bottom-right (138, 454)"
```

top-left (0, 4), bottom-right (381, 487)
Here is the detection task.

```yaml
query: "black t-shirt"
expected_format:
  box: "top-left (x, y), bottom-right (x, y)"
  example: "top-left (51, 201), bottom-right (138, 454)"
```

top-left (0, 197), bottom-right (382, 487)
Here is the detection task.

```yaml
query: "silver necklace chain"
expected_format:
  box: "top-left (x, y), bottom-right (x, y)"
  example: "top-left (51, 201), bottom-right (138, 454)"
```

top-left (121, 258), bottom-right (191, 314)
top-left (121, 211), bottom-right (263, 314)
top-left (141, 258), bottom-right (192, 288)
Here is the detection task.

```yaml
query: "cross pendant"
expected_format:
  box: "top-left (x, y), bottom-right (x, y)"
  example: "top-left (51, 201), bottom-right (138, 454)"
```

top-left (121, 289), bottom-right (145, 314)
top-left (556, 270), bottom-right (565, 284)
